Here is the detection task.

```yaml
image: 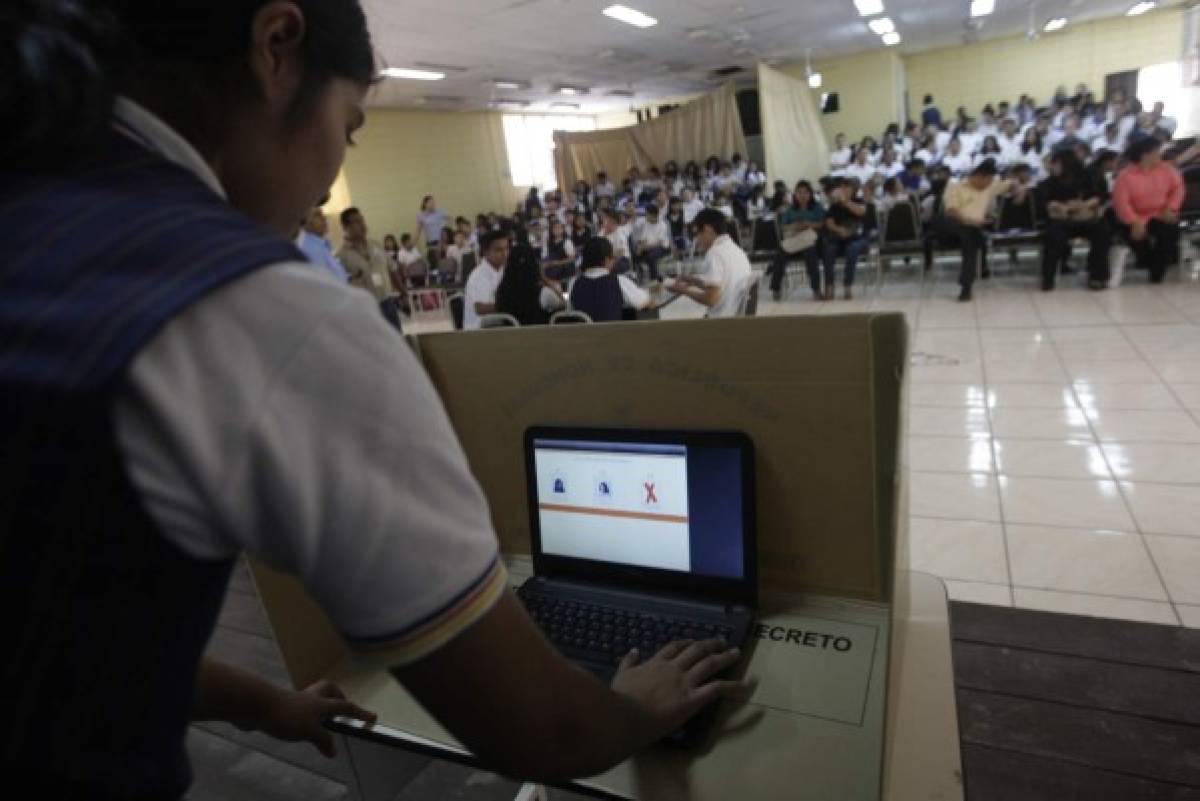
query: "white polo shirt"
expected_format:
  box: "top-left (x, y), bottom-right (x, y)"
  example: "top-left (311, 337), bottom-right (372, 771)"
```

top-left (110, 97), bottom-right (505, 665)
top-left (701, 234), bottom-right (752, 319)
top-left (463, 259), bottom-right (505, 329)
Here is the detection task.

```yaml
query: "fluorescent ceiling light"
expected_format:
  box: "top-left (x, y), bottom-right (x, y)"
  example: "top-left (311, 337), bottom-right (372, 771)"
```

top-left (868, 17), bottom-right (895, 35)
top-left (882, 31), bottom-right (901, 46)
top-left (854, 0), bottom-right (885, 16)
top-left (551, 102), bottom-right (581, 110)
top-left (380, 67), bottom-right (445, 81)
top-left (970, 0), bottom-right (995, 17)
top-left (559, 86), bottom-right (579, 96)
top-left (1044, 17), bottom-right (1067, 32)
top-left (494, 80), bottom-right (524, 90)
top-left (808, 72), bottom-right (823, 88)
top-left (602, 4), bottom-right (658, 28)
top-left (1127, 1), bottom-right (1156, 16)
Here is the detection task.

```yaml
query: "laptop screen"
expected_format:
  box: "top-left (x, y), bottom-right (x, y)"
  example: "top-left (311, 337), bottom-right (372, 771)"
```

top-left (531, 436), bottom-right (746, 580)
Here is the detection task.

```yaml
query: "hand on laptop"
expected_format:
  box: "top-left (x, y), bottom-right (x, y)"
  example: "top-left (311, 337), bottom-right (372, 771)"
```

top-left (610, 639), bottom-right (748, 736)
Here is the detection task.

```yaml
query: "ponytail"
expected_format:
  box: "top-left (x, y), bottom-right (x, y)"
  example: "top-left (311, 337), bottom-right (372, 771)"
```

top-left (0, 0), bottom-right (120, 166)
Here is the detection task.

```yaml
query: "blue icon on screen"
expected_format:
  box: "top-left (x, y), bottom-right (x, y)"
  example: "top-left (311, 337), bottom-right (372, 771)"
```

top-left (598, 481), bottom-right (611, 496)
top-left (553, 478), bottom-right (565, 494)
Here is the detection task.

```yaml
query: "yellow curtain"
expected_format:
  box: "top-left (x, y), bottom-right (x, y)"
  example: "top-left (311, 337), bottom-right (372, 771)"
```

top-left (555, 83), bottom-right (748, 191)
top-left (758, 63), bottom-right (831, 190)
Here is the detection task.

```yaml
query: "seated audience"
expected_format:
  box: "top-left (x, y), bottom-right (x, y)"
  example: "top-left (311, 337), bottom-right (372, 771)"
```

top-left (769, 181), bottom-right (825, 302)
top-left (463, 230), bottom-right (509, 329)
top-left (845, 147), bottom-right (877, 184)
top-left (821, 178), bottom-right (870, 300)
top-left (667, 198), bottom-right (689, 251)
top-left (541, 219), bottom-right (576, 281)
top-left (975, 136), bottom-right (1005, 169)
top-left (745, 185), bottom-right (768, 222)
top-left (713, 192), bottom-right (735, 220)
top-left (594, 171), bottom-right (616, 199)
top-left (445, 231), bottom-right (471, 282)
top-left (1113, 137), bottom-right (1184, 284)
top-left (669, 209), bottom-right (752, 318)
top-left (496, 244), bottom-right (562, 326)
top-left (934, 160), bottom-right (1022, 301)
top-left (899, 159), bottom-right (929, 194)
top-left (682, 189), bottom-right (705, 225)
top-left (570, 213), bottom-right (592, 250)
top-left (295, 207), bottom-right (348, 282)
top-left (557, 238), bottom-right (651, 322)
top-left (941, 138), bottom-right (973, 177)
top-left (1038, 149), bottom-right (1111, 291)
top-left (743, 160), bottom-right (767, 191)
top-left (600, 210), bottom-right (632, 275)
top-left (634, 204), bottom-right (671, 282)
top-left (877, 177), bottom-right (909, 213)
top-left (830, 133), bottom-right (853, 171)
top-left (1018, 128), bottom-right (1047, 179)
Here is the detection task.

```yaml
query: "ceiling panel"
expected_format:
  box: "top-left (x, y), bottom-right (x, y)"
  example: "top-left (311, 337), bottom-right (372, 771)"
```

top-left (361, 0), bottom-right (1183, 111)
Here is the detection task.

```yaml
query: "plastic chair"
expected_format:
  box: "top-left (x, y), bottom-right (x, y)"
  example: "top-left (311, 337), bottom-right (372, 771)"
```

top-left (876, 200), bottom-right (925, 283)
top-left (479, 313), bottom-right (520, 329)
top-left (550, 310), bottom-right (594, 325)
top-left (749, 216), bottom-right (782, 258)
top-left (448, 293), bottom-right (464, 330)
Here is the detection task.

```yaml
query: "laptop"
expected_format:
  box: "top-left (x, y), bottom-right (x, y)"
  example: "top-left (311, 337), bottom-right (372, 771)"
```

top-left (517, 426), bottom-right (757, 741)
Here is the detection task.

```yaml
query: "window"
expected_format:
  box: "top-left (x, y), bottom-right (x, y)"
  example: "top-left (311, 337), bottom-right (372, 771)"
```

top-left (1138, 61), bottom-right (1190, 132)
top-left (503, 114), bottom-right (597, 191)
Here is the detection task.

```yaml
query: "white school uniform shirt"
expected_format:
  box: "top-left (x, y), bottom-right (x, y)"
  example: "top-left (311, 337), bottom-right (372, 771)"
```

top-left (683, 197), bottom-right (705, 224)
top-left (941, 152), bottom-right (973, 177)
top-left (552, 269), bottom-right (650, 312)
top-left (715, 203), bottom-right (735, 220)
top-left (463, 260), bottom-right (504, 329)
top-left (829, 147), bottom-right (853, 170)
top-left (997, 135), bottom-right (1022, 166)
top-left (976, 122), bottom-right (998, 140)
top-left (397, 246), bottom-right (423, 266)
top-left (845, 162), bottom-right (878, 184)
top-left (956, 132), bottom-right (981, 157)
top-left (636, 219), bottom-right (671, 249)
top-left (605, 228), bottom-right (630, 259)
top-left (746, 197), bottom-right (767, 221)
top-left (876, 160), bottom-right (904, 179)
top-left (744, 170), bottom-right (767, 189)
top-left (700, 235), bottom-right (752, 319)
top-left (1092, 134), bottom-right (1123, 155)
top-left (445, 244), bottom-right (470, 271)
top-left (594, 181), bottom-right (616, 199)
top-left (914, 147), bottom-right (940, 166)
top-left (935, 130), bottom-right (953, 151)
top-left (109, 97), bottom-right (506, 663)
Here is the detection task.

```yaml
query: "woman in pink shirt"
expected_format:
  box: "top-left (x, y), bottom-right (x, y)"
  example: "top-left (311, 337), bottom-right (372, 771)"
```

top-left (1112, 137), bottom-right (1184, 283)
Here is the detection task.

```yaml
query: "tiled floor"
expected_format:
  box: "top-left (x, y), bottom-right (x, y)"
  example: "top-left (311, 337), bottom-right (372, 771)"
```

top-left (410, 253), bottom-right (1200, 628)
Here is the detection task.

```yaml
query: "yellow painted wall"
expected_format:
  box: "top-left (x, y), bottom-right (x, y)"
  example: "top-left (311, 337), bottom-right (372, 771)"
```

top-left (779, 50), bottom-right (903, 143)
top-left (905, 8), bottom-right (1185, 119)
top-left (337, 109), bottom-right (526, 243)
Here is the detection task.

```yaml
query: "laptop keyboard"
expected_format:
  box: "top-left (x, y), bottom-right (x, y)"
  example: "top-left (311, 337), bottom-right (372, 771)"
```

top-left (517, 586), bottom-right (734, 667)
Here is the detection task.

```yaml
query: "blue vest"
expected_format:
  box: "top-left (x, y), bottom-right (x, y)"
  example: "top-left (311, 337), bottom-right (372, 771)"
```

top-left (0, 131), bottom-right (301, 798)
top-left (570, 273), bottom-right (624, 322)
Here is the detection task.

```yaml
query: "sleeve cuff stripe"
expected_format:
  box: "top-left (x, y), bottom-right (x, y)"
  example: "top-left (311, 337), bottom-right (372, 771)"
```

top-left (346, 555), bottom-right (508, 657)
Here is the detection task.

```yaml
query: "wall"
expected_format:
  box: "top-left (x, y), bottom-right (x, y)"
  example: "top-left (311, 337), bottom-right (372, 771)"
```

top-left (779, 50), bottom-right (904, 144)
top-left (337, 109), bottom-right (525, 242)
top-left (905, 7), bottom-right (1185, 119)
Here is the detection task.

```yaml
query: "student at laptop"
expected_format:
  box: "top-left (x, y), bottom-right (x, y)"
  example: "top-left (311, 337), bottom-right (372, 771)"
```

top-left (0, 3), bottom-right (744, 797)
top-left (668, 209), bottom-right (752, 317)
top-left (547, 238), bottom-right (651, 322)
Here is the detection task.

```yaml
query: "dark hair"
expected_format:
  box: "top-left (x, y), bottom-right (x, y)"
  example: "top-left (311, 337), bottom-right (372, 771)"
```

top-left (646, 203), bottom-right (659, 216)
top-left (906, 159), bottom-right (926, 170)
top-left (2, 0), bottom-right (376, 166)
top-left (693, 208), bottom-right (728, 235)
top-left (792, 180), bottom-right (816, 210)
top-left (1125, 136), bottom-right (1162, 164)
top-left (340, 206), bottom-right (362, 226)
top-left (480, 229), bottom-right (508, 252)
top-left (495, 244), bottom-right (549, 326)
top-left (581, 236), bottom-right (613, 269)
top-left (400, 233), bottom-right (412, 243)
top-left (383, 234), bottom-right (398, 250)
top-left (1051, 148), bottom-right (1084, 180)
top-left (970, 159), bottom-right (998, 177)
top-left (923, 94), bottom-right (934, 104)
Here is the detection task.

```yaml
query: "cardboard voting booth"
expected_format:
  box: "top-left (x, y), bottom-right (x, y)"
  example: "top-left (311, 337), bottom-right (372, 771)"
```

top-left (249, 314), bottom-right (963, 800)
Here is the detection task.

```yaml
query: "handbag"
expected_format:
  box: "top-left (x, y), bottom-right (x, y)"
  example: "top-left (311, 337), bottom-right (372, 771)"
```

top-left (781, 227), bottom-right (817, 254)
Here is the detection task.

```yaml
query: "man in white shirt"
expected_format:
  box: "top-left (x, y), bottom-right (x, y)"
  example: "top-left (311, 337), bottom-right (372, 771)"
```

top-left (668, 209), bottom-right (752, 318)
top-left (682, 189), bottom-right (705, 225)
top-left (829, 133), bottom-right (853, 172)
top-left (1150, 101), bottom-right (1178, 137)
top-left (844, 148), bottom-right (877, 185)
top-left (601, 210), bottom-right (632, 275)
top-left (634, 203), bottom-right (672, 282)
top-left (463, 230), bottom-right (508, 329)
top-left (1092, 123), bottom-right (1123, 157)
top-left (593, 171), bottom-right (616, 200)
top-left (997, 118), bottom-right (1022, 165)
